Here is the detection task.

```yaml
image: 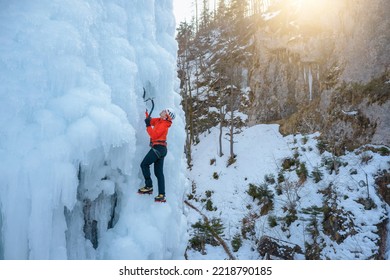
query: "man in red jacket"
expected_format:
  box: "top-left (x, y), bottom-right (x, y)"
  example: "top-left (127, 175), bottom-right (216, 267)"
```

top-left (138, 108), bottom-right (175, 202)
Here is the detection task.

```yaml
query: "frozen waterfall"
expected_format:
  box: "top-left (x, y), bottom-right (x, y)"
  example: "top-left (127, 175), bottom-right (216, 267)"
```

top-left (0, 0), bottom-right (187, 259)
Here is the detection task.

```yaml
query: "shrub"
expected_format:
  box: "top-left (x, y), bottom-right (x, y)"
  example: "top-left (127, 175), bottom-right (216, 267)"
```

top-left (378, 146), bottom-right (390, 156)
top-left (264, 174), bottom-right (276, 184)
top-left (231, 233), bottom-right (242, 252)
top-left (275, 184), bottom-right (283, 195)
top-left (279, 180), bottom-right (302, 219)
top-left (205, 190), bottom-right (213, 198)
top-left (311, 166), bottom-right (323, 183)
top-left (189, 218), bottom-right (225, 252)
top-left (282, 157), bottom-right (298, 170)
top-left (321, 156), bottom-right (343, 175)
top-left (247, 183), bottom-right (275, 216)
top-left (268, 215), bottom-right (278, 228)
top-left (296, 162), bottom-right (308, 183)
top-left (277, 171), bottom-right (285, 184)
top-left (247, 183), bottom-right (274, 203)
top-left (360, 152), bottom-right (373, 165)
top-left (283, 207), bottom-right (298, 227)
top-left (349, 168), bottom-right (358, 175)
top-left (241, 212), bottom-right (258, 239)
top-left (301, 207), bottom-right (324, 259)
top-left (205, 199), bottom-right (217, 211)
top-left (227, 155), bottom-right (236, 167)
top-left (316, 140), bottom-right (328, 154)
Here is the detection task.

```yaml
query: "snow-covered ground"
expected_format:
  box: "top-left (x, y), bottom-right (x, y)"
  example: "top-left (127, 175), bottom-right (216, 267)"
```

top-left (186, 124), bottom-right (390, 259)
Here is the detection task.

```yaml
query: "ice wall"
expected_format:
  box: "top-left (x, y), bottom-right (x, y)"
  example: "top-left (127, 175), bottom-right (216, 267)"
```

top-left (0, 0), bottom-right (187, 259)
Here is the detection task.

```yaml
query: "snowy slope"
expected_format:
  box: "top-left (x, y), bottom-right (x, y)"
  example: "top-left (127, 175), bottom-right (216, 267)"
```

top-left (0, 0), bottom-right (187, 259)
top-left (186, 124), bottom-right (390, 260)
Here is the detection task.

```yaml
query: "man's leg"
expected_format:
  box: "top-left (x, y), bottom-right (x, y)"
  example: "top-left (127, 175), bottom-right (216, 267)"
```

top-left (154, 157), bottom-right (165, 195)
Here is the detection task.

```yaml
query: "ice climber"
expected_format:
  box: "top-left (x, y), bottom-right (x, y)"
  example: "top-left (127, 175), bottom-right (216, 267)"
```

top-left (138, 108), bottom-right (175, 202)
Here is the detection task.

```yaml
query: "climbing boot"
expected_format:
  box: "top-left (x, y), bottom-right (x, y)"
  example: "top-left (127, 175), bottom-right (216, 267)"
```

top-left (138, 186), bottom-right (153, 194)
top-left (154, 194), bottom-right (166, 203)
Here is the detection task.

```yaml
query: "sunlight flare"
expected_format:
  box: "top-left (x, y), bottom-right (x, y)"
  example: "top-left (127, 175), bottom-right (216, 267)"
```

top-left (294, 0), bottom-right (334, 18)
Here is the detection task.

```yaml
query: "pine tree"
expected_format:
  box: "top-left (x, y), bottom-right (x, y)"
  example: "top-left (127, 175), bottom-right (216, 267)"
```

top-left (176, 22), bottom-right (196, 167)
top-left (176, 0), bottom-right (256, 161)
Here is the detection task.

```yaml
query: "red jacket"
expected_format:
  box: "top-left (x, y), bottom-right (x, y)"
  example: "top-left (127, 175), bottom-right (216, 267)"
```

top-left (147, 118), bottom-right (172, 146)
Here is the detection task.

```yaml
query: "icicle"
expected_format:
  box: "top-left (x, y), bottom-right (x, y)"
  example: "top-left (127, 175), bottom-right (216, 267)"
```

top-left (308, 66), bottom-right (313, 101)
top-left (317, 64), bottom-right (320, 80)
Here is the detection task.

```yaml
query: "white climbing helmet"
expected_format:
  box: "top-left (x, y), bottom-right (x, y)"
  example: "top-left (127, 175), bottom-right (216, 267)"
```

top-left (165, 108), bottom-right (175, 120)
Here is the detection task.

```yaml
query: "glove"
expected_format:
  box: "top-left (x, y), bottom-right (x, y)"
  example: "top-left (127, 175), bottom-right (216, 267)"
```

top-left (145, 117), bottom-right (151, 127)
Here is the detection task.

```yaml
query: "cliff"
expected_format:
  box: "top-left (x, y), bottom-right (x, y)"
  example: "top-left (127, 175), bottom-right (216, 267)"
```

top-left (247, 0), bottom-right (390, 152)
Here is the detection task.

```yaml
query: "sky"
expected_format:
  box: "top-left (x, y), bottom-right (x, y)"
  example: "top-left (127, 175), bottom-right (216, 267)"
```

top-left (173, 0), bottom-right (193, 25)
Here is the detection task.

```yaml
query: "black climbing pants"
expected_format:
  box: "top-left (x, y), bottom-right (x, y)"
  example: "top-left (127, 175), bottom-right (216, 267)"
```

top-left (140, 145), bottom-right (167, 195)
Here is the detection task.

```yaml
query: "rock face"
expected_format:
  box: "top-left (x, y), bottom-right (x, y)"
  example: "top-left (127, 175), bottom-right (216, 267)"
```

top-left (258, 235), bottom-right (303, 260)
top-left (248, 0), bottom-right (390, 149)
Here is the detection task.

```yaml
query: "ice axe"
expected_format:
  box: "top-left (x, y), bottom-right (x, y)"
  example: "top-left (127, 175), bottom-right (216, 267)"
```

top-left (143, 87), bottom-right (155, 118)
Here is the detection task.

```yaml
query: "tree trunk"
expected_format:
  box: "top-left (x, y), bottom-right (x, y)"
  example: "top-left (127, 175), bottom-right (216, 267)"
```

top-left (185, 73), bottom-right (193, 168)
top-left (229, 109), bottom-right (234, 159)
top-left (229, 78), bottom-right (235, 159)
top-left (218, 105), bottom-right (224, 157)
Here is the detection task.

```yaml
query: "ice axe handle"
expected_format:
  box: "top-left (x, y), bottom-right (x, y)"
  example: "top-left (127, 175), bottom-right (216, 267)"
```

top-left (143, 87), bottom-right (154, 117)
top-left (147, 99), bottom-right (154, 117)
top-left (151, 99), bottom-right (155, 116)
